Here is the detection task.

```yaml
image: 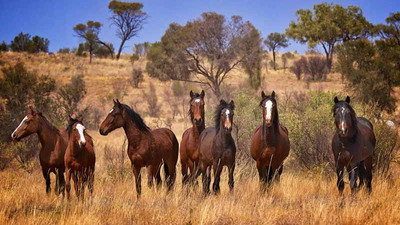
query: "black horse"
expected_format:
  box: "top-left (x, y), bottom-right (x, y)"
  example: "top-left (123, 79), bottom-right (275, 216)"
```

top-left (332, 96), bottom-right (375, 194)
top-left (198, 100), bottom-right (236, 195)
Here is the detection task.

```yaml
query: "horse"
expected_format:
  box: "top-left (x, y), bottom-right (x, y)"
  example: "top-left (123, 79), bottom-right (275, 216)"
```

top-left (11, 106), bottom-right (67, 195)
top-left (180, 90), bottom-right (205, 186)
top-left (65, 116), bottom-right (95, 201)
top-left (250, 91), bottom-right (290, 191)
top-left (332, 96), bottom-right (375, 194)
top-left (99, 99), bottom-right (179, 198)
top-left (198, 100), bottom-right (236, 195)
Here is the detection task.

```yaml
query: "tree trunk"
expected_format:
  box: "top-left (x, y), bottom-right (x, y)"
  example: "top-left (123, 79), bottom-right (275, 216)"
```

top-left (98, 41), bottom-right (114, 59)
top-left (326, 52), bottom-right (333, 72)
top-left (116, 38), bottom-right (127, 60)
top-left (213, 82), bottom-right (222, 99)
top-left (273, 50), bottom-right (276, 71)
top-left (89, 49), bottom-right (93, 64)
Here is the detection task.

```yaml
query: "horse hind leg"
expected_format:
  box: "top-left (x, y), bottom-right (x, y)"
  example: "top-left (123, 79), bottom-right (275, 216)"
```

top-left (358, 161), bottom-right (366, 189)
top-left (164, 160), bottom-right (176, 192)
top-left (132, 165), bottom-right (142, 199)
top-left (201, 164), bottom-right (211, 196)
top-left (364, 157), bottom-right (373, 193)
top-left (348, 166), bottom-right (359, 195)
top-left (275, 165), bottom-right (283, 183)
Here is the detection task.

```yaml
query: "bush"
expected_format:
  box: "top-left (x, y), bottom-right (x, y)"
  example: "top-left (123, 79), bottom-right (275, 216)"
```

top-left (305, 56), bottom-right (328, 81)
top-left (0, 41), bottom-right (8, 52)
top-left (129, 68), bottom-right (144, 88)
top-left (58, 48), bottom-right (70, 54)
top-left (10, 33), bottom-right (49, 53)
top-left (290, 59), bottom-right (303, 80)
top-left (56, 74), bottom-right (87, 120)
top-left (143, 82), bottom-right (161, 117)
top-left (76, 43), bottom-right (85, 57)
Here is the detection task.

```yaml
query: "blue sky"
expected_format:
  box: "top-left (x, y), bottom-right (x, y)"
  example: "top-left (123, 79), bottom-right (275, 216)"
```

top-left (0, 0), bottom-right (399, 54)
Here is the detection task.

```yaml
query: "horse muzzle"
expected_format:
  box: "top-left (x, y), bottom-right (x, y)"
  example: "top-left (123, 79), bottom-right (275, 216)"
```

top-left (193, 118), bottom-right (202, 125)
top-left (99, 129), bottom-right (109, 136)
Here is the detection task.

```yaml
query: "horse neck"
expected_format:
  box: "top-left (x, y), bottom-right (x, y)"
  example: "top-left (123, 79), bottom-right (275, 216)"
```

top-left (37, 117), bottom-right (60, 150)
top-left (262, 119), bottom-right (279, 147)
top-left (123, 118), bottom-right (150, 150)
top-left (216, 127), bottom-right (232, 147)
top-left (339, 123), bottom-right (358, 143)
top-left (192, 121), bottom-right (205, 137)
top-left (67, 136), bottom-right (81, 155)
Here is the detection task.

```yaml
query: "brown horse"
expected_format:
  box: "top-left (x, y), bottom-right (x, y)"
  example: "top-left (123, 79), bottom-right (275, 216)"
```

top-left (180, 90), bottom-right (205, 185)
top-left (198, 100), bottom-right (236, 195)
top-left (250, 91), bottom-right (290, 190)
top-left (332, 96), bottom-right (375, 194)
top-left (65, 116), bottom-right (95, 200)
top-left (99, 99), bottom-right (179, 198)
top-left (11, 106), bottom-right (67, 195)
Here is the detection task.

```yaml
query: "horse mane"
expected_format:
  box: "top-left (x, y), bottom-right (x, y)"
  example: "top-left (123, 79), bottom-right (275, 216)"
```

top-left (38, 113), bottom-right (61, 135)
top-left (260, 96), bottom-right (279, 129)
top-left (214, 100), bottom-right (233, 131)
top-left (66, 117), bottom-right (79, 138)
top-left (188, 93), bottom-right (202, 121)
top-left (333, 101), bottom-right (358, 128)
top-left (121, 104), bottom-right (151, 132)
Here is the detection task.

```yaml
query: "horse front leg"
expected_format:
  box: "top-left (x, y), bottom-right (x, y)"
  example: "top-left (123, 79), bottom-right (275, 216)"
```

top-left (212, 159), bottom-right (223, 194)
top-left (201, 163), bottom-right (211, 196)
top-left (257, 161), bottom-right (267, 193)
top-left (364, 156), bottom-right (373, 193)
top-left (228, 162), bottom-right (235, 192)
top-left (336, 166), bottom-right (345, 195)
top-left (65, 168), bottom-right (72, 200)
top-left (348, 165), bottom-right (359, 195)
top-left (132, 165), bottom-right (142, 199)
top-left (42, 168), bottom-right (51, 195)
top-left (147, 166), bottom-right (154, 189)
top-left (358, 161), bottom-right (366, 189)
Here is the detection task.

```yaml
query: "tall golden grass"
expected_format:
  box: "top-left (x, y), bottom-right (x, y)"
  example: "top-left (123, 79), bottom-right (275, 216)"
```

top-left (0, 52), bottom-right (399, 224)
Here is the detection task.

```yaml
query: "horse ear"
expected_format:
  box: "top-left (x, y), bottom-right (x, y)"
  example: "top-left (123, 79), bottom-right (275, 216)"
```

top-left (113, 99), bottom-right (117, 105)
top-left (29, 106), bottom-right (36, 115)
top-left (334, 96), bottom-right (339, 103)
top-left (229, 100), bottom-right (235, 110)
top-left (345, 96), bottom-right (350, 103)
top-left (190, 90), bottom-right (194, 98)
top-left (220, 99), bottom-right (227, 105)
top-left (68, 115), bottom-right (74, 122)
top-left (261, 91), bottom-right (266, 98)
top-left (271, 91), bottom-right (276, 98)
top-left (200, 90), bottom-right (205, 98)
top-left (78, 115), bottom-right (84, 123)
top-left (116, 99), bottom-right (121, 107)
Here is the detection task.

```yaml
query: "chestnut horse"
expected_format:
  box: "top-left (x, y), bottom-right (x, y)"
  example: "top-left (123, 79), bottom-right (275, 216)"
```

top-left (198, 100), bottom-right (236, 195)
top-left (99, 99), bottom-right (179, 198)
top-left (65, 116), bottom-right (95, 200)
top-left (11, 106), bottom-right (67, 195)
top-left (180, 90), bottom-right (205, 185)
top-left (250, 91), bottom-right (290, 190)
top-left (332, 96), bottom-right (375, 194)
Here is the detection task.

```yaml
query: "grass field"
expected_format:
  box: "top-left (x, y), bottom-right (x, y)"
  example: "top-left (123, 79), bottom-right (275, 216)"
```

top-left (0, 52), bottom-right (399, 224)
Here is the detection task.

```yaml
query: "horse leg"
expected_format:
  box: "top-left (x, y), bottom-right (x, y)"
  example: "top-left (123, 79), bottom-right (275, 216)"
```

top-left (80, 173), bottom-right (86, 201)
top-left (336, 166), bottom-right (345, 195)
top-left (266, 166), bottom-right (275, 187)
top-left (73, 171), bottom-right (80, 200)
top-left (212, 159), bottom-right (223, 194)
top-left (358, 161), bottom-right (366, 189)
top-left (187, 159), bottom-right (195, 185)
top-left (88, 168), bottom-right (94, 196)
top-left (42, 168), bottom-right (51, 195)
top-left (257, 161), bottom-right (267, 192)
top-left (348, 165), bottom-right (359, 195)
top-left (365, 156), bottom-right (373, 193)
top-left (165, 160), bottom-right (176, 191)
top-left (65, 168), bottom-right (72, 200)
top-left (275, 165), bottom-right (283, 183)
top-left (228, 163), bottom-right (235, 192)
top-left (132, 165), bottom-right (142, 199)
top-left (154, 165), bottom-right (162, 190)
top-left (201, 163), bottom-right (211, 195)
top-left (147, 166), bottom-right (154, 189)
top-left (181, 160), bottom-right (189, 186)
top-left (55, 170), bottom-right (59, 196)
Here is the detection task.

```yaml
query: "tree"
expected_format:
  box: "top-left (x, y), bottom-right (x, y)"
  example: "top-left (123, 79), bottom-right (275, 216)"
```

top-left (31, 36), bottom-right (49, 53)
top-left (57, 75), bottom-right (87, 118)
top-left (0, 41), bottom-right (9, 52)
top-left (73, 21), bottom-right (102, 63)
top-left (337, 12), bottom-right (400, 112)
top-left (146, 13), bottom-right (263, 98)
top-left (264, 32), bottom-right (288, 70)
top-left (286, 3), bottom-right (372, 71)
top-left (10, 33), bottom-right (31, 52)
top-left (108, 0), bottom-right (148, 60)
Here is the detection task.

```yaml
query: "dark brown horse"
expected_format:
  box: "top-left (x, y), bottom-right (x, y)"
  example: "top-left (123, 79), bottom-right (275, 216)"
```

top-left (198, 100), bottom-right (236, 195)
top-left (99, 99), bottom-right (179, 198)
top-left (11, 106), bottom-right (67, 195)
top-left (332, 96), bottom-right (375, 194)
top-left (65, 116), bottom-right (95, 200)
top-left (250, 91), bottom-right (290, 190)
top-left (180, 90), bottom-right (205, 185)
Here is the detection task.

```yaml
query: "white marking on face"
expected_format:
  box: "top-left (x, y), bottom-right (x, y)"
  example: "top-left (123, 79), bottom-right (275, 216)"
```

top-left (109, 108), bottom-right (114, 114)
top-left (11, 116), bottom-right (27, 138)
top-left (76, 123), bottom-right (86, 146)
top-left (265, 100), bottom-right (273, 120)
top-left (340, 107), bottom-right (346, 132)
top-left (194, 98), bottom-right (200, 103)
top-left (225, 109), bottom-right (230, 122)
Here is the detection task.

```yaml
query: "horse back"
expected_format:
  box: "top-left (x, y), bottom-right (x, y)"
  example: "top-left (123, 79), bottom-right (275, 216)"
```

top-left (152, 128), bottom-right (179, 163)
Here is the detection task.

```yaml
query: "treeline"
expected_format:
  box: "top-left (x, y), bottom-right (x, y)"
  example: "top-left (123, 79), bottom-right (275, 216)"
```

top-left (0, 32), bottom-right (49, 53)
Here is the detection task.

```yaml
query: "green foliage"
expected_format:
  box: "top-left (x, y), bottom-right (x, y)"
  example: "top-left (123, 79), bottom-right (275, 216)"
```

top-left (242, 29), bottom-right (263, 89)
top-left (264, 32), bottom-right (289, 70)
top-left (58, 48), bottom-right (70, 54)
top-left (146, 13), bottom-right (263, 98)
top-left (0, 41), bottom-right (9, 52)
top-left (286, 3), bottom-right (372, 70)
top-left (76, 43), bottom-right (86, 57)
top-left (10, 33), bottom-right (49, 53)
top-left (336, 37), bottom-right (400, 113)
top-left (56, 75), bottom-right (87, 118)
top-left (73, 21), bottom-right (102, 62)
top-left (94, 43), bottom-right (114, 58)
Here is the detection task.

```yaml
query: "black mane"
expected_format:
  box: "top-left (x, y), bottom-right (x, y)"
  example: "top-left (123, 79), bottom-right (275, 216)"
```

top-left (121, 104), bottom-right (150, 132)
top-left (214, 100), bottom-right (233, 131)
top-left (333, 101), bottom-right (358, 127)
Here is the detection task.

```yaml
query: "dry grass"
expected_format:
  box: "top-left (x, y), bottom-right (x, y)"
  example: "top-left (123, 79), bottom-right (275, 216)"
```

top-left (1, 52), bottom-right (400, 224)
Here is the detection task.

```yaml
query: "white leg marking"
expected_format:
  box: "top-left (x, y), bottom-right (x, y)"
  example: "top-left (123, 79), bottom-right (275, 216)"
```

top-left (11, 116), bottom-right (27, 138)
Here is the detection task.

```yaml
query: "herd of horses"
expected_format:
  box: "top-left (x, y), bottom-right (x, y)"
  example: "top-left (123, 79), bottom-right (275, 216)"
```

top-left (10, 90), bottom-right (376, 200)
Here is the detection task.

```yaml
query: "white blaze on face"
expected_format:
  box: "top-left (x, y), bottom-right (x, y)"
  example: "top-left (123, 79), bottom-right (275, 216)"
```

top-left (340, 107), bottom-right (346, 132)
top-left (11, 116), bottom-right (27, 138)
top-left (225, 109), bottom-right (230, 124)
top-left (76, 123), bottom-right (86, 146)
top-left (194, 98), bottom-right (201, 103)
top-left (265, 100), bottom-right (273, 121)
top-left (109, 108), bottom-right (114, 114)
